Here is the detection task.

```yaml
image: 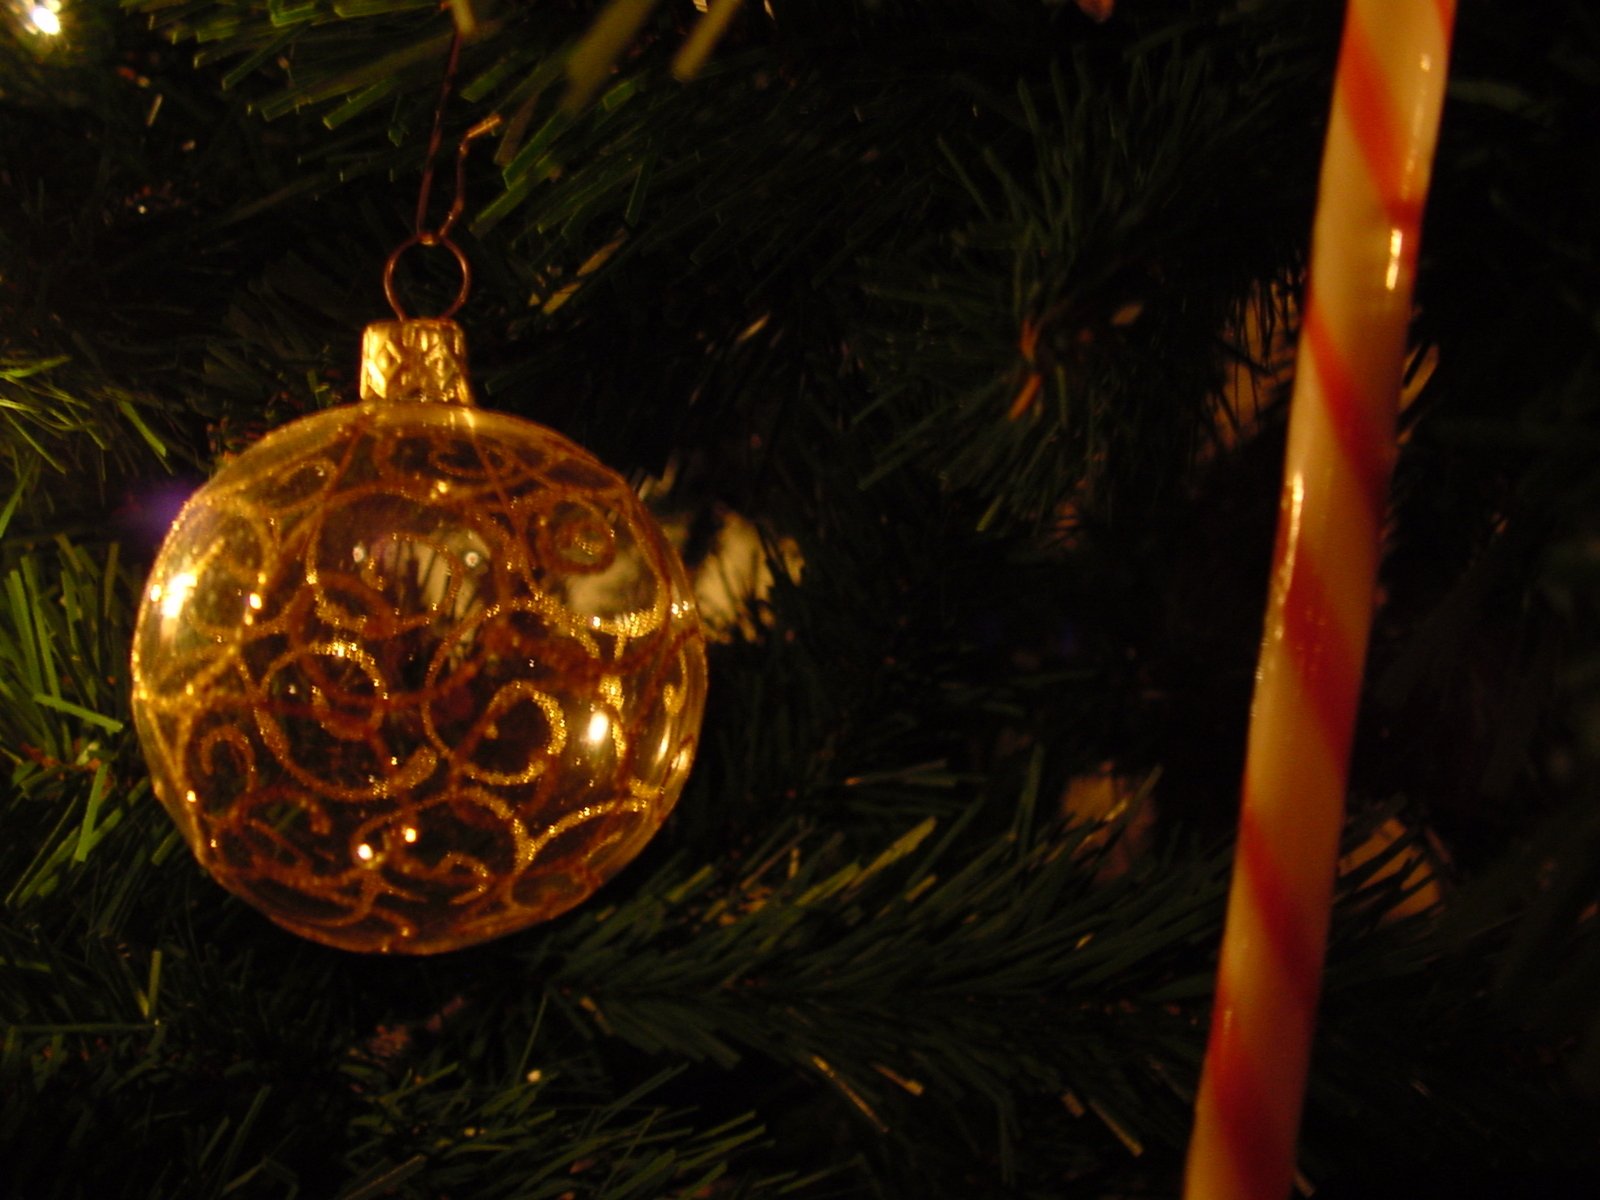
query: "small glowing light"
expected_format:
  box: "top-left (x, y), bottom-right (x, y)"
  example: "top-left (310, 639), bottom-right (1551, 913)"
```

top-left (247, 592), bottom-right (263, 610)
top-left (463, 550), bottom-right (482, 568)
top-left (356, 843), bottom-right (375, 862)
top-left (433, 480), bottom-right (451, 494)
top-left (29, 5), bottom-right (62, 35)
top-left (184, 789), bottom-right (198, 804)
top-left (526, 1069), bottom-right (543, 1083)
top-left (585, 711), bottom-right (611, 746)
top-left (402, 826), bottom-right (418, 844)
top-left (351, 545), bottom-right (367, 563)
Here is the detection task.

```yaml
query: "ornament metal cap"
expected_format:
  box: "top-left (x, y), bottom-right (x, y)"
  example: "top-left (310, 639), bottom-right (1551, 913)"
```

top-left (360, 318), bottom-right (473, 405)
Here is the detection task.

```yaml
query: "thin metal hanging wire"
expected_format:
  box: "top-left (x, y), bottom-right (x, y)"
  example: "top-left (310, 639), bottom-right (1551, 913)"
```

top-left (384, 21), bottom-right (500, 321)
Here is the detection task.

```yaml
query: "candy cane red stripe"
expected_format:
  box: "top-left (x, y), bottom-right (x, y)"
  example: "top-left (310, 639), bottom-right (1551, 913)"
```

top-left (1202, 989), bottom-right (1296, 1200)
top-left (1237, 803), bottom-right (1324, 1021)
top-left (1334, 9), bottom-right (1426, 234)
top-left (1302, 297), bottom-right (1391, 532)
top-left (1280, 538), bottom-right (1367, 764)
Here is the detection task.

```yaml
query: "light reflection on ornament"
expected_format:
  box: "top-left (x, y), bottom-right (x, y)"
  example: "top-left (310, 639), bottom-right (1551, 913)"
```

top-left (160, 571), bottom-right (197, 621)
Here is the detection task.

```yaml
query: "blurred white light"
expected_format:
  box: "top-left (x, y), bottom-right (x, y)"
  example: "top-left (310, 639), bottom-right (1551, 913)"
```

top-left (29, 5), bottom-right (62, 35)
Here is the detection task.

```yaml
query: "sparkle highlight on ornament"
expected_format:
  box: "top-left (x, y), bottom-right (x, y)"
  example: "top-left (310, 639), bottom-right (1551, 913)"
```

top-left (160, 572), bottom-right (196, 620)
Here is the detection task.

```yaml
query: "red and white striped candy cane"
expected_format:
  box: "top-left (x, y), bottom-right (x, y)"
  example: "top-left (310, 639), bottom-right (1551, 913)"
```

top-left (1184, 3), bottom-right (1456, 1198)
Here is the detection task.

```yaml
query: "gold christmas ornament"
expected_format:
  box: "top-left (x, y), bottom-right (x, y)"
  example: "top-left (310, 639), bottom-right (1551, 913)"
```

top-left (130, 318), bottom-right (708, 952)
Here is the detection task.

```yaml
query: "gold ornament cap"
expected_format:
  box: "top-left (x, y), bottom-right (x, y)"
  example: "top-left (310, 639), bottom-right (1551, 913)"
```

top-left (359, 318), bottom-right (474, 405)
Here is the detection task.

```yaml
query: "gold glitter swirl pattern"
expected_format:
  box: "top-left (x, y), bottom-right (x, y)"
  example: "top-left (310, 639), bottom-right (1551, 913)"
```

top-left (131, 398), bottom-right (707, 954)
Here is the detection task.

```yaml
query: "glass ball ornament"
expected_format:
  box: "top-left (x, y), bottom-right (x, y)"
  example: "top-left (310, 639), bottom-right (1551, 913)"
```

top-left (130, 320), bottom-right (707, 953)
